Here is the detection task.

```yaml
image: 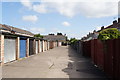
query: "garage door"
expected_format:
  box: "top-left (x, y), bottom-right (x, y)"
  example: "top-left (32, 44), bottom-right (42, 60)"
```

top-left (29, 40), bottom-right (34, 55)
top-left (20, 40), bottom-right (26, 58)
top-left (36, 41), bottom-right (38, 54)
top-left (40, 41), bottom-right (43, 52)
top-left (4, 38), bottom-right (16, 63)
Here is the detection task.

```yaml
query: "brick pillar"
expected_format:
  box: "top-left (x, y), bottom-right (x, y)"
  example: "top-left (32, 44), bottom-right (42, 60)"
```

top-left (47, 41), bottom-right (48, 50)
top-left (16, 37), bottom-right (20, 60)
top-left (0, 35), bottom-right (4, 65)
top-left (38, 40), bottom-right (40, 53)
top-left (26, 38), bottom-right (29, 57)
top-left (48, 41), bottom-right (50, 50)
top-left (45, 41), bottom-right (47, 51)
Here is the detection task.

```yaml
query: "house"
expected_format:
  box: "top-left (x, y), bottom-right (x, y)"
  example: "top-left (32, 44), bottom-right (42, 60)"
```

top-left (43, 34), bottom-right (66, 48)
top-left (98, 18), bottom-right (120, 32)
top-left (81, 18), bottom-right (120, 41)
top-left (81, 31), bottom-right (99, 42)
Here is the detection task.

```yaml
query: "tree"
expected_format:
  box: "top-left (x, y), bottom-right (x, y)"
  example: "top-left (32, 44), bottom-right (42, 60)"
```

top-left (69, 38), bottom-right (78, 44)
top-left (34, 34), bottom-right (43, 38)
top-left (98, 28), bottom-right (120, 40)
top-left (57, 33), bottom-right (62, 35)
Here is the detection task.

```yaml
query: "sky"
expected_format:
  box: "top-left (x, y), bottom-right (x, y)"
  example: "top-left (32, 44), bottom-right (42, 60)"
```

top-left (1, 0), bottom-right (119, 39)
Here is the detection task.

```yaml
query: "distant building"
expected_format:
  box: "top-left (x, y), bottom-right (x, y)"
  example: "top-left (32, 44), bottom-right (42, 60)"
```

top-left (81, 18), bottom-right (120, 41)
top-left (43, 34), bottom-right (66, 42)
top-left (43, 34), bottom-right (67, 46)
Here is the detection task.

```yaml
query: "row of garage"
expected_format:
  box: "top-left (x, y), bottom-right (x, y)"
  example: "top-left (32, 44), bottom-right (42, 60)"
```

top-left (4, 37), bottom-right (43, 63)
top-left (0, 24), bottom-right (63, 65)
top-left (1, 36), bottom-right (61, 64)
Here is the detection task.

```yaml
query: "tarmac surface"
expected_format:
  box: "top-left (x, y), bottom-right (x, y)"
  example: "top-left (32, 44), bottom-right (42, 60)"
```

top-left (2, 46), bottom-right (107, 79)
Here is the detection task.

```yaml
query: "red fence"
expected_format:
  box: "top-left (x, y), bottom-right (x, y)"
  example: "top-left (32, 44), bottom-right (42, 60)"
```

top-left (90, 39), bottom-right (104, 69)
top-left (82, 40), bottom-right (91, 57)
top-left (70, 39), bottom-right (120, 79)
top-left (83, 39), bottom-right (120, 80)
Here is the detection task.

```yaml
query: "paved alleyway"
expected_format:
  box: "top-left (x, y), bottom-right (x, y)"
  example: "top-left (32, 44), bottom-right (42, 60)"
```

top-left (2, 46), bottom-right (107, 79)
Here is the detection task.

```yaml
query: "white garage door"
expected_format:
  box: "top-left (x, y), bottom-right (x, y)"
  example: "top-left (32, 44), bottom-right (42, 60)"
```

top-left (36, 41), bottom-right (38, 54)
top-left (4, 38), bottom-right (16, 63)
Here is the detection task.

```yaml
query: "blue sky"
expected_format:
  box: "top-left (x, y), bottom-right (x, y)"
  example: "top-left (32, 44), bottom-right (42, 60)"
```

top-left (1, 0), bottom-right (118, 39)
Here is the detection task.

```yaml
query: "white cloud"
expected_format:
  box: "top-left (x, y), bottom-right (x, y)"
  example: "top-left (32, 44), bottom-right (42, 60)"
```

top-left (29, 27), bottom-right (45, 33)
top-left (3, 0), bottom-right (119, 2)
top-left (33, 4), bottom-right (47, 13)
top-left (20, 0), bottom-right (32, 9)
top-left (22, 15), bottom-right (38, 22)
top-left (31, 1), bottom-right (117, 18)
top-left (20, 1), bottom-right (118, 18)
top-left (62, 21), bottom-right (70, 26)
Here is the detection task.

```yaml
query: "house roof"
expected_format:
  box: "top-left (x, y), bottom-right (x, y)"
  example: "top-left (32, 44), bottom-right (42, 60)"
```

top-left (0, 24), bottom-right (34, 37)
top-left (43, 35), bottom-right (66, 41)
top-left (97, 21), bottom-right (120, 32)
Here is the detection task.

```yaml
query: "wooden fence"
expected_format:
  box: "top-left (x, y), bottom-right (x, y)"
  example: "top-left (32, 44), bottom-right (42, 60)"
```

top-left (84, 39), bottom-right (120, 80)
top-left (71, 39), bottom-right (120, 80)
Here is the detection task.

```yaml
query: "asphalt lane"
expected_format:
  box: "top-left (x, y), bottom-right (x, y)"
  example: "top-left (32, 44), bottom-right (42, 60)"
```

top-left (2, 46), bottom-right (107, 79)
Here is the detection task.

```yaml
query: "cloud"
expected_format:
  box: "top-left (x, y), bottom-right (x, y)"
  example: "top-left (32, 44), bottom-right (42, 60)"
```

top-left (33, 4), bottom-right (47, 13)
top-left (20, 1), bottom-right (118, 18)
top-left (20, 0), bottom-right (32, 9)
top-left (62, 21), bottom-right (70, 26)
top-left (22, 15), bottom-right (38, 22)
top-left (29, 27), bottom-right (45, 33)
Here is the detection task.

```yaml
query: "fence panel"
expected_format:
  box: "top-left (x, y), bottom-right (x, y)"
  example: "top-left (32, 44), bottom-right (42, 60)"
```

top-left (96, 40), bottom-right (104, 70)
top-left (104, 40), bottom-right (113, 78)
top-left (94, 39), bottom-right (98, 65)
top-left (83, 41), bottom-right (91, 57)
top-left (91, 40), bottom-right (95, 63)
top-left (113, 39), bottom-right (120, 79)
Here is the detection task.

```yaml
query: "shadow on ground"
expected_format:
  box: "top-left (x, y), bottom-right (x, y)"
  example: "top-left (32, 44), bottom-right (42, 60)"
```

top-left (62, 46), bottom-right (108, 80)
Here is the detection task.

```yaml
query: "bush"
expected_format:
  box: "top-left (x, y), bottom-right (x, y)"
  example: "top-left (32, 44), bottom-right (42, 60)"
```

top-left (98, 28), bottom-right (120, 40)
top-left (69, 38), bottom-right (78, 44)
top-left (34, 34), bottom-right (43, 38)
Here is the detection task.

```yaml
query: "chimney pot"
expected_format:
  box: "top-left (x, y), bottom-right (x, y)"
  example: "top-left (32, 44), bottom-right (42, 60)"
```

top-left (113, 20), bottom-right (117, 24)
top-left (118, 18), bottom-right (120, 23)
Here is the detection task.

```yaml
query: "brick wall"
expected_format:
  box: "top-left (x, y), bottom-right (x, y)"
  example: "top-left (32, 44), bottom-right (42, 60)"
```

top-left (0, 35), bottom-right (4, 65)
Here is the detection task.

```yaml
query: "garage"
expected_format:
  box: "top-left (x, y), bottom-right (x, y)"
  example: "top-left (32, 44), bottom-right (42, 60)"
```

top-left (36, 41), bottom-right (38, 54)
top-left (39, 40), bottom-right (42, 52)
top-left (49, 41), bottom-right (54, 49)
top-left (20, 39), bottom-right (26, 58)
top-left (29, 39), bottom-right (34, 56)
top-left (4, 38), bottom-right (16, 63)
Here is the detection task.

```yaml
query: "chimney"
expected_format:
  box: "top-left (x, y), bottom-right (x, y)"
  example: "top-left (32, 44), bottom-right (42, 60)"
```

top-left (118, 18), bottom-right (120, 23)
top-left (113, 20), bottom-right (117, 25)
top-left (101, 26), bottom-right (104, 30)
